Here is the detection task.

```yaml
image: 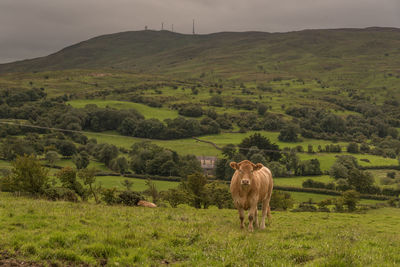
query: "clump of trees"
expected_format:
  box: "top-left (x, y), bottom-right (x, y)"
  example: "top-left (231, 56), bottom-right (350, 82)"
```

top-left (329, 155), bottom-right (379, 194)
top-left (215, 133), bottom-right (321, 180)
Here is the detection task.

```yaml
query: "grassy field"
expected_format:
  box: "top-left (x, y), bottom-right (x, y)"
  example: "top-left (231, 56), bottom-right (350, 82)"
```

top-left (95, 176), bottom-right (178, 192)
top-left (274, 175), bottom-right (333, 187)
top-left (67, 99), bottom-right (179, 120)
top-left (299, 153), bottom-right (399, 172)
top-left (0, 193), bottom-right (399, 266)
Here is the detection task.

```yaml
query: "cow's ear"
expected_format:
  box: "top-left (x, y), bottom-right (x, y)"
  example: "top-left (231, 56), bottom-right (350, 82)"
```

top-left (253, 163), bottom-right (263, 171)
top-left (230, 162), bottom-right (239, 170)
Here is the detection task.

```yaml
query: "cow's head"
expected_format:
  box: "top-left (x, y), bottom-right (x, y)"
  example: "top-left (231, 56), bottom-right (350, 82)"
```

top-left (230, 160), bottom-right (263, 186)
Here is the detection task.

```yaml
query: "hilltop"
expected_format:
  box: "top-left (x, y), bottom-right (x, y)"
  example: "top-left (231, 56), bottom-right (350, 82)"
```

top-left (1, 27), bottom-right (399, 81)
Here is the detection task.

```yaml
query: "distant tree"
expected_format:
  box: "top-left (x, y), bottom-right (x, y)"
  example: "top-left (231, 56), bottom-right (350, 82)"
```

top-left (239, 133), bottom-right (281, 161)
top-left (278, 124), bottom-right (300, 142)
top-left (347, 143), bottom-right (359, 153)
top-left (121, 179), bottom-right (133, 191)
top-left (78, 168), bottom-right (99, 203)
top-left (72, 151), bottom-right (90, 170)
top-left (144, 179), bottom-right (159, 204)
top-left (250, 153), bottom-right (267, 166)
top-left (209, 95), bottom-right (223, 107)
top-left (204, 182), bottom-right (233, 209)
top-left (96, 144), bottom-right (118, 166)
top-left (342, 190), bottom-right (360, 212)
top-left (178, 105), bottom-right (203, 117)
top-left (109, 156), bottom-right (129, 174)
top-left (270, 190), bottom-right (294, 210)
top-left (307, 145), bottom-right (314, 154)
top-left (221, 144), bottom-right (237, 159)
top-left (45, 151), bottom-right (59, 167)
top-left (182, 172), bottom-right (208, 209)
top-left (8, 155), bottom-right (49, 195)
top-left (56, 167), bottom-right (86, 200)
top-left (161, 188), bottom-right (188, 208)
top-left (257, 104), bottom-right (268, 115)
top-left (58, 140), bottom-right (77, 157)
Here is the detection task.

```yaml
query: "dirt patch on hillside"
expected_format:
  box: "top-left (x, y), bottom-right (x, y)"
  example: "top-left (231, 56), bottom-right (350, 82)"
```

top-left (0, 250), bottom-right (42, 267)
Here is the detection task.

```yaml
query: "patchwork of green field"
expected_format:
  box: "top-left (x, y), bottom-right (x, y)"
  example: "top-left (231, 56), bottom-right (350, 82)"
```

top-left (67, 99), bottom-right (179, 120)
top-left (368, 169), bottom-right (400, 189)
top-left (95, 176), bottom-right (178, 192)
top-left (0, 193), bottom-right (398, 266)
top-left (0, 160), bottom-right (11, 170)
top-left (299, 153), bottom-right (399, 172)
top-left (84, 131), bottom-right (222, 156)
top-left (274, 175), bottom-right (333, 187)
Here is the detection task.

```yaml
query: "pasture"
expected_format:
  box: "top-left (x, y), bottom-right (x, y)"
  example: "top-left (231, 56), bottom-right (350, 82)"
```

top-left (0, 193), bottom-right (399, 266)
top-left (67, 99), bottom-right (179, 121)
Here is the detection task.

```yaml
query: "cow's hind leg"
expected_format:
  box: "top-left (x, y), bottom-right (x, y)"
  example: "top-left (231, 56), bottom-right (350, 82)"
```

top-left (238, 208), bottom-right (245, 229)
top-left (260, 199), bottom-right (269, 229)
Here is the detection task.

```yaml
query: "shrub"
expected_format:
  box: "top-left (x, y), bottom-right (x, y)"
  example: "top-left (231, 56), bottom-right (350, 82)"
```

top-left (101, 188), bottom-right (119, 205)
top-left (161, 188), bottom-right (188, 208)
top-left (347, 143), bottom-right (359, 153)
top-left (342, 190), bottom-right (360, 211)
top-left (44, 187), bottom-right (78, 202)
top-left (8, 154), bottom-right (49, 195)
top-left (270, 190), bottom-right (294, 210)
top-left (291, 203), bottom-right (317, 212)
top-left (387, 171), bottom-right (396, 179)
top-left (278, 124), bottom-right (300, 142)
top-left (118, 191), bottom-right (143, 206)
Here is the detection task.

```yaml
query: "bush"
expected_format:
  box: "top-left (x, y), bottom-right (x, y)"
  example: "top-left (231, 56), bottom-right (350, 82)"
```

top-left (118, 191), bottom-right (143, 206)
top-left (161, 188), bottom-right (189, 208)
top-left (278, 124), bottom-right (300, 142)
top-left (387, 171), bottom-right (396, 179)
top-left (342, 190), bottom-right (360, 211)
top-left (8, 154), bottom-right (49, 195)
top-left (347, 143), bottom-right (359, 153)
top-left (44, 187), bottom-right (78, 202)
top-left (270, 190), bottom-right (294, 210)
top-left (101, 188), bottom-right (119, 205)
top-left (291, 203), bottom-right (317, 212)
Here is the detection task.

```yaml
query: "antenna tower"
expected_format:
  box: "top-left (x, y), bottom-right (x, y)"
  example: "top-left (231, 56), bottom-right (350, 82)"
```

top-left (192, 19), bottom-right (195, 35)
top-left (161, 22), bottom-right (164, 30)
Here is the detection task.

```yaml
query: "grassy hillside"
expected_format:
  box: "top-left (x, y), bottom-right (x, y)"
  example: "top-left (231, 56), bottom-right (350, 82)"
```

top-left (1, 28), bottom-right (400, 83)
top-left (0, 193), bottom-right (399, 266)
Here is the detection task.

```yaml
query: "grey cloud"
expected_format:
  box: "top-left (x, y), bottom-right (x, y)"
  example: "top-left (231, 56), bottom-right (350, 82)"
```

top-left (0, 0), bottom-right (399, 63)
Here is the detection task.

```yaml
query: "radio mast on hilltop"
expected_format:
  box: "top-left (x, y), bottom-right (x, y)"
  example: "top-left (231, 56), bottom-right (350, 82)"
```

top-left (192, 19), bottom-right (195, 35)
top-left (161, 22), bottom-right (164, 30)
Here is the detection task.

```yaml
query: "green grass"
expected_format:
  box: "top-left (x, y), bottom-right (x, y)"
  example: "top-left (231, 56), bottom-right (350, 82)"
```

top-left (95, 176), bottom-right (178, 192)
top-left (67, 99), bottom-right (179, 120)
top-left (274, 175), bottom-right (333, 187)
top-left (84, 131), bottom-right (222, 156)
top-left (299, 153), bottom-right (399, 172)
top-left (0, 192), bottom-right (399, 266)
top-left (0, 160), bottom-right (11, 170)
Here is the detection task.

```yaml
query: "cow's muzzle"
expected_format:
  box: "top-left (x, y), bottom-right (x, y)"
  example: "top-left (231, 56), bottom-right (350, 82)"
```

top-left (241, 180), bottom-right (250, 185)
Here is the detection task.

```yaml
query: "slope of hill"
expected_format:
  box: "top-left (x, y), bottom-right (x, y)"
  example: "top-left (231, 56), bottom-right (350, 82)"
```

top-left (1, 193), bottom-right (400, 266)
top-left (1, 27), bottom-right (399, 82)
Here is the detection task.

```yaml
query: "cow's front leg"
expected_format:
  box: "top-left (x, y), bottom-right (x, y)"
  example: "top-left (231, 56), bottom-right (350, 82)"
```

top-left (238, 208), bottom-right (245, 229)
top-left (248, 205), bottom-right (257, 232)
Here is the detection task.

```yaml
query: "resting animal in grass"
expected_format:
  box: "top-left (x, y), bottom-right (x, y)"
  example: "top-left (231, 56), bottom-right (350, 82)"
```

top-left (229, 160), bottom-right (273, 231)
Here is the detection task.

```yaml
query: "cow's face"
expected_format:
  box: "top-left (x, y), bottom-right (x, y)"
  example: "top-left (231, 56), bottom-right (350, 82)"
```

top-left (230, 161), bottom-right (263, 186)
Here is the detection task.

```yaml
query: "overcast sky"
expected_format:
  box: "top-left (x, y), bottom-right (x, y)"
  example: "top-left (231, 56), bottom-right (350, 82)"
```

top-left (1, 0), bottom-right (399, 63)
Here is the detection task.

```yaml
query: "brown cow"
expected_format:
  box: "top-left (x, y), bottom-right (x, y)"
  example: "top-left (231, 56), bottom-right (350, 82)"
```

top-left (230, 160), bottom-right (273, 231)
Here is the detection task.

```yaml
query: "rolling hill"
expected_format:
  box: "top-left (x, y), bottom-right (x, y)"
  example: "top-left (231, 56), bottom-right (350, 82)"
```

top-left (1, 27), bottom-right (400, 82)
